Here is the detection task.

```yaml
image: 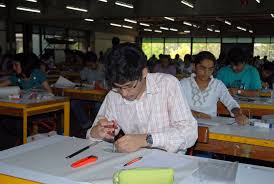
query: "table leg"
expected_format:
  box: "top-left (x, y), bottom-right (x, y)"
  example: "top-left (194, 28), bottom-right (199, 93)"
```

top-left (23, 110), bottom-right (28, 144)
top-left (63, 101), bottom-right (70, 136)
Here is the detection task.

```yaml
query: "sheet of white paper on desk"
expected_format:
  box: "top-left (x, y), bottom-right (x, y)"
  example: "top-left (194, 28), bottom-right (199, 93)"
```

top-left (0, 86), bottom-right (20, 98)
top-left (120, 150), bottom-right (193, 170)
top-left (55, 76), bottom-right (75, 88)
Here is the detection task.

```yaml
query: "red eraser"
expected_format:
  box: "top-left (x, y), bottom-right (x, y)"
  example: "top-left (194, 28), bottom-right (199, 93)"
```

top-left (71, 155), bottom-right (97, 168)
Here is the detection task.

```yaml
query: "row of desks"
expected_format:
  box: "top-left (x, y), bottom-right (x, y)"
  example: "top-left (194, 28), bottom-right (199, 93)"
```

top-left (0, 87), bottom-right (273, 162)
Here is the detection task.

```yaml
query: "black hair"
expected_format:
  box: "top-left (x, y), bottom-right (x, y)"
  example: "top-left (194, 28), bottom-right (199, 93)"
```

top-left (227, 47), bottom-right (246, 65)
top-left (194, 51), bottom-right (216, 66)
top-left (104, 43), bottom-right (147, 87)
top-left (160, 54), bottom-right (170, 60)
top-left (14, 52), bottom-right (39, 78)
top-left (112, 37), bottom-right (120, 46)
top-left (85, 51), bottom-right (98, 64)
top-left (263, 62), bottom-right (274, 72)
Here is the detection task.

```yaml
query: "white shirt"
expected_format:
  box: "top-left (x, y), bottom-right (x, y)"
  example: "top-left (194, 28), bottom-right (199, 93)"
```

top-left (87, 73), bottom-right (198, 153)
top-left (180, 74), bottom-right (240, 117)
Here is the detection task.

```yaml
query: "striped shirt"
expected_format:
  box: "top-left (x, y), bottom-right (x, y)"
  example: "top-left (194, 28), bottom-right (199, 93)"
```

top-left (86, 73), bottom-right (198, 153)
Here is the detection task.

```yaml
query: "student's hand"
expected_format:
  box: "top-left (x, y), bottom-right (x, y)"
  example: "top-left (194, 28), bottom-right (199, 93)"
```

top-left (235, 114), bottom-right (249, 125)
top-left (228, 88), bottom-right (238, 96)
top-left (90, 117), bottom-right (117, 140)
top-left (114, 134), bottom-right (147, 153)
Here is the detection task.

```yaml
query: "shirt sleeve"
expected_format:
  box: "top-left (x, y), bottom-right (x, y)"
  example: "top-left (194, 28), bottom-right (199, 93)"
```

top-left (34, 69), bottom-right (47, 84)
top-left (9, 75), bottom-right (18, 86)
top-left (218, 80), bottom-right (240, 114)
top-left (249, 68), bottom-right (262, 90)
top-left (80, 68), bottom-right (87, 81)
top-left (151, 77), bottom-right (198, 153)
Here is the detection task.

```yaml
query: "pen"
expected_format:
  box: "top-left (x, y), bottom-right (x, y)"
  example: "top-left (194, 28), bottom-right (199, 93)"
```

top-left (123, 156), bottom-right (143, 167)
top-left (71, 155), bottom-right (97, 168)
top-left (66, 141), bottom-right (100, 159)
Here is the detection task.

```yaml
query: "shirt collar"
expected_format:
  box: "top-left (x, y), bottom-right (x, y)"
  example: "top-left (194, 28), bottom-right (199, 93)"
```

top-left (119, 73), bottom-right (160, 105)
top-left (190, 73), bottom-right (214, 88)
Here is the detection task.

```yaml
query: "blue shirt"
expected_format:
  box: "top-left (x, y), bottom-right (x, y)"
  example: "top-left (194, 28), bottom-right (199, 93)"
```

top-left (216, 64), bottom-right (261, 90)
top-left (9, 69), bottom-right (47, 90)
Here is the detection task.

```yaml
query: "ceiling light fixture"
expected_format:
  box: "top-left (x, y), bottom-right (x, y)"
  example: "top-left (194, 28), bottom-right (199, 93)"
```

top-left (164, 17), bottom-right (175, 21)
top-left (184, 30), bottom-right (190, 33)
top-left (224, 20), bottom-right (232, 25)
top-left (215, 30), bottom-right (220, 33)
top-left (160, 26), bottom-right (169, 30)
top-left (181, 0), bottom-right (194, 8)
top-left (115, 1), bottom-right (134, 9)
top-left (25, 0), bottom-right (38, 2)
top-left (98, 0), bottom-right (108, 2)
top-left (124, 18), bottom-right (137, 24)
top-left (183, 21), bottom-right (192, 26)
top-left (122, 25), bottom-right (133, 29)
top-left (207, 28), bottom-right (213, 32)
top-left (170, 28), bottom-right (178, 32)
top-left (140, 22), bottom-right (150, 27)
top-left (249, 30), bottom-right (253, 33)
top-left (16, 6), bottom-right (41, 13)
top-left (66, 6), bottom-right (88, 12)
top-left (154, 30), bottom-right (162, 33)
top-left (144, 28), bottom-right (152, 32)
top-left (237, 26), bottom-right (247, 31)
top-left (256, 0), bottom-right (260, 3)
top-left (271, 14), bottom-right (274, 18)
top-left (110, 23), bottom-right (122, 27)
top-left (84, 18), bottom-right (94, 22)
top-left (0, 3), bottom-right (6, 8)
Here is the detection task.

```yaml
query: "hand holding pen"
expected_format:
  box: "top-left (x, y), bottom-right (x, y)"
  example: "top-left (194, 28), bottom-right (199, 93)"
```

top-left (92, 117), bottom-right (118, 140)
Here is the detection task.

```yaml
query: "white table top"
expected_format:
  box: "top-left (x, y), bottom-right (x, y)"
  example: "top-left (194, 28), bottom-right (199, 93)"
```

top-left (198, 117), bottom-right (274, 141)
top-left (234, 95), bottom-right (274, 106)
top-left (0, 135), bottom-right (273, 184)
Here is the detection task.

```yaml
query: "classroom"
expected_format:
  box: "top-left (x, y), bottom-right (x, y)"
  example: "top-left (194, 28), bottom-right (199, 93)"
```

top-left (0, 0), bottom-right (273, 183)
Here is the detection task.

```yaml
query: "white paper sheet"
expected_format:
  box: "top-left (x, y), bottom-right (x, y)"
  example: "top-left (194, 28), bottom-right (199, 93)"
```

top-left (55, 76), bottom-right (75, 88)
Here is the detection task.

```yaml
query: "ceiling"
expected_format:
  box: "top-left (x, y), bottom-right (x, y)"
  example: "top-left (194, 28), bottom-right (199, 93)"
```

top-left (0, 0), bottom-right (274, 36)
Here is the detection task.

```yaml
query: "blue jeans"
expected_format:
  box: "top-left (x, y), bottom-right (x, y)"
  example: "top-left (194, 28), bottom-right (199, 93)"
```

top-left (70, 100), bottom-right (102, 129)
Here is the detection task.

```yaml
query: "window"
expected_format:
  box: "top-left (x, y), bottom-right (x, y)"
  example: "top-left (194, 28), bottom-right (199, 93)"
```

top-left (164, 38), bottom-right (191, 59)
top-left (192, 38), bottom-right (220, 58)
top-left (142, 38), bottom-right (164, 59)
top-left (254, 37), bottom-right (274, 61)
top-left (142, 38), bottom-right (152, 59)
top-left (15, 33), bottom-right (23, 53)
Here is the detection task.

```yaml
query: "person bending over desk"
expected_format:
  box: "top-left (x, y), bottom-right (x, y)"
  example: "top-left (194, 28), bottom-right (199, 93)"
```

top-left (216, 48), bottom-right (261, 97)
top-left (87, 43), bottom-right (198, 153)
top-left (180, 51), bottom-right (248, 125)
top-left (0, 53), bottom-right (52, 93)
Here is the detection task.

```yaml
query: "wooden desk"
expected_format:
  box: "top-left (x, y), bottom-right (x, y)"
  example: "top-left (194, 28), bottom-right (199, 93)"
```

top-left (52, 87), bottom-right (107, 102)
top-left (0, 97), bottom-right (70, 144)
top-left (195, 117), bottom-right (274, 162)
top-left (218, 97), bottom-right (274, 117)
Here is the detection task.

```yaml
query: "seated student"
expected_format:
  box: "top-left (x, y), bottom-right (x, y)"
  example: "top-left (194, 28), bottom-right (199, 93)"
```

top-left (0, 53), bottom-right (52, 93)
top-left (153, 54), bottom-right (176, 76)
top-left (87, 43), bottom-right (197, 153)
top-left (261, 62), bottom-right (274, 89)
top-left (80, 51), bottom-right (105, 84)
top-left (71, 52), bottom-right (104, 130)
top-left (216, 48), bottom-right (261, 97)
top-left (180, 51), bottom-right (248, 125)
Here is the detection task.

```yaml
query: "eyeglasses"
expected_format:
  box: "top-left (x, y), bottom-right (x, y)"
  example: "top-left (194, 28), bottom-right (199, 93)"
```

top-left (196, 65), bottom-right (214, 73)
top-left (111, 80), bottom-right (139, 93)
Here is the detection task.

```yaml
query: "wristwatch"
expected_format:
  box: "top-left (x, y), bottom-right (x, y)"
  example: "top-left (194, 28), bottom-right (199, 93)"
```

top-left (237, 89), bottom-right (242, 94)
top-left (146, 134), bottom-right (153, 146)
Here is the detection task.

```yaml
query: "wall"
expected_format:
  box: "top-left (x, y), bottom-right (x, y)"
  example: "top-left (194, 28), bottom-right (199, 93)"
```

top-left (94, 32), bottom-right (135, 56)
top-left (0, 20), bottom-right (7, 54)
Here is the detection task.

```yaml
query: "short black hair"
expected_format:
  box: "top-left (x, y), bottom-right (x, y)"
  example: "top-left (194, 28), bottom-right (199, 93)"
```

top-left (14, 52), bottom-right (39, 78)
top-left (194, 51), bottom-right (216, 66)
top-left (112, 37), bottom-right (120, 46)
top-left (263, 62), bottom-right (274, 72)
top-left (227, 47), bottom-right (246, 65)
top-left (104, 43), bottom-right (147, 87)
top-left (85, 51), bottom-right (98, 63)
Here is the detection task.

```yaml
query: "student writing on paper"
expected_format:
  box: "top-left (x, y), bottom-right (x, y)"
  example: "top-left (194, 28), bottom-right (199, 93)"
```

top-left (87, 43), bottom-right (198, 153)
top-left (180, 51), bottom-right (248, 125)
top-left (216, 47), bottom-right (261, 97)
top-left (0, 53), bottom-right (52, 93)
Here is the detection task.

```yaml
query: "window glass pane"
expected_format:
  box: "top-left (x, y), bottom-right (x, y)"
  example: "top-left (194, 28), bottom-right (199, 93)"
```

top-left (207, 38), bottom-right (220, 43)
top-left (193, 38), bottom-right (206, 43)
top-left (151, 42), bottom-right (164, 59)
top-left (192, 43), bottom-right (207, 55)
top-left (254, 43), bottom-right (270, 58)
top-left (254, 37), bottom-right (271, 43)
top-left (142, 38), bottom-right (152, 59)
top-left (16, 33), bottom-right (23, 53)
top-left (178, 38), bottom-right (191, 43)
top-left (206, 43), bottom-right (221, 58)
top-left (165, 38), bottom-right (178, 43)
top-left (269, 43), bottom-right (274, 61)
top-left (271, 37), bottom-right (274, 43)
top-left (237, 37), bottom-right (252, 43)
top-left (222, 37), bottom-right (237, 43)
top-left (32, 34), bottom-right (40, 56)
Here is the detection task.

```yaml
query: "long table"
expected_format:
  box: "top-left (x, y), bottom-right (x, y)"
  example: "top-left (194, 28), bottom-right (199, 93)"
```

top-left (0, 135), bottom-right (273, 184)
top-left (0, 96), bottom-right (70, 144)
top-left (195, 117), bottom-right (274, 162)
top-left (52, 87), bottom-right (107, 102)
top-left (218, 96), bottom-right (274, 117)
